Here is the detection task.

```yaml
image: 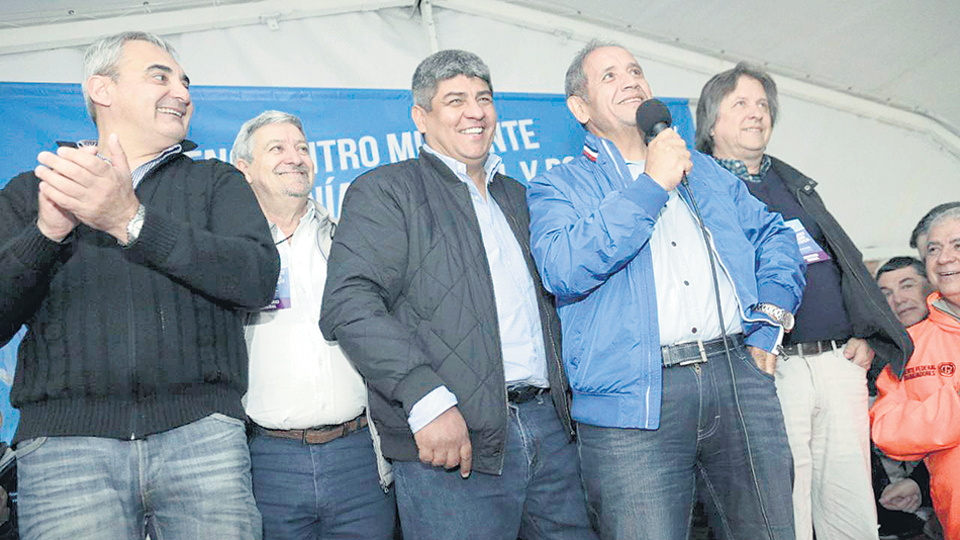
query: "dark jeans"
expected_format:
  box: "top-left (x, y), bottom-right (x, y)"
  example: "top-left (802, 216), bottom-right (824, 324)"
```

top-left (250, 426), bottom-right (396, 540)
top-left (392, 394), bottom-right (597, 540)
top-left (578, 343), bottom-right (795, 540)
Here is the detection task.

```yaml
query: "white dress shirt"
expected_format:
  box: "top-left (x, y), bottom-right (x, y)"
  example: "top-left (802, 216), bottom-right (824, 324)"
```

top-left (243, 202), bottom-right (367, 429)
top-left (626, 161), bottom-right (743, 345)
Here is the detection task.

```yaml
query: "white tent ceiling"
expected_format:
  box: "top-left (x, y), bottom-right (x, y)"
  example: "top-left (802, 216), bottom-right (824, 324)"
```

top-left (2, 0), bottom-right (958, 140)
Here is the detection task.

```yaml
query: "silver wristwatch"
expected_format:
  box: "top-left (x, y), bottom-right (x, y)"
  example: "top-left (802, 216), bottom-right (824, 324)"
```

top-left (755, 303), bottom-right (795, 332)
top-left (119, 203), bottom-right (146, 248)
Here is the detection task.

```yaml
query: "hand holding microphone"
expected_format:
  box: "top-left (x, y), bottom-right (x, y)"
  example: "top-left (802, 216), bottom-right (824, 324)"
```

top-left (636, 99), bottom-right (692, 191)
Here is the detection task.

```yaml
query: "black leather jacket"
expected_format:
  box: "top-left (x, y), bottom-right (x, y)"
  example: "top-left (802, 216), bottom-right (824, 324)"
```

top-left (769, 156), bottom-right (912, 380)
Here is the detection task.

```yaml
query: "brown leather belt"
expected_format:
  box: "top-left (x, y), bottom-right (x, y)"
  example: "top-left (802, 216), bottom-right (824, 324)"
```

top-left (781, 339), bottom-right (847, 357)
top-left (258, 415), bottom-right (367, 445)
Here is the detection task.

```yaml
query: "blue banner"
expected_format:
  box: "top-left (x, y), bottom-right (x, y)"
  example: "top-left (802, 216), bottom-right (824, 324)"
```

top-left (0, 81), bottom-right (693, 442)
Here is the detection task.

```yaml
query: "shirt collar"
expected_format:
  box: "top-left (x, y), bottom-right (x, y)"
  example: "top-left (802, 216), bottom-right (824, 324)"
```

top-left (421, 144), bottom-right (503, 186)
top-left (714, 154), bottom-right (771, 183)
top-left (268, 200), bottom-right (319, 236)
top-left (932, 296), bottom-right (960, 323)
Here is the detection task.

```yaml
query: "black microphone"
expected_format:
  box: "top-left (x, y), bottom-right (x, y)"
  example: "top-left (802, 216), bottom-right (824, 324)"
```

top-left (635, 98), bottom-right (672, 146)
top-left (636, 99), bottom-right (689, 186)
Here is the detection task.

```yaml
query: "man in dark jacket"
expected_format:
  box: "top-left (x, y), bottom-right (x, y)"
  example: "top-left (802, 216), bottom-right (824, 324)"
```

top-left (0, 31), bottom-right (278, 539)
top-left (696, 62), bottom-right (912, 540)
top-left (320, 50), bottom-right (596, 540)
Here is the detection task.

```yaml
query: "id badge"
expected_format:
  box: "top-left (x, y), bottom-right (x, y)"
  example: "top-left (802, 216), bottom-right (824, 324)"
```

top-left (785, 218), bottom-right (831, 264)
top-left (263, 266), bottom-right (292, 311)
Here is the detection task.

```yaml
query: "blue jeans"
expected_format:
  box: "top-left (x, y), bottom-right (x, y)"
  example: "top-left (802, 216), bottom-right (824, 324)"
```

top-left (392, 394), bottom-right (598, 540)
top-left (249, 426), bottom-right (396, 540)
top-left (578, 343), bottom-right (795, 540)
top-left (16, 413), bottom-right (261, 540)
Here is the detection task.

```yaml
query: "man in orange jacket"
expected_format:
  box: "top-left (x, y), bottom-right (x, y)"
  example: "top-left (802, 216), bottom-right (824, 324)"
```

top-left (872, 202), bottom-right (960, 540)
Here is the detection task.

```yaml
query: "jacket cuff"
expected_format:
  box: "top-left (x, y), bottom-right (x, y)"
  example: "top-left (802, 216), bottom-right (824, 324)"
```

top-left (394, 364), bottom-right (447, 415)
top-left (129, 206), bottom-right (179, 265)
top-left (14, 224), bottom-right (66, 270)
top-left (622, 174), bottom-right (670, 216)
top-left (744, 324), bottom-right (783, 354)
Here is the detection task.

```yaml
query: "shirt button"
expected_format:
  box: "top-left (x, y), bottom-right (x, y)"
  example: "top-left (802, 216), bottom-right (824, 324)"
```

top-left (671, 241), bottom-right (677, 247)
top-left (683, 280), bottom-right (690, 286)
top-left (691, 327), bottom-right (698, 334)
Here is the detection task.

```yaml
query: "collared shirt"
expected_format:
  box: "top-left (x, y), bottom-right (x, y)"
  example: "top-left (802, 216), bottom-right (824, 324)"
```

top-left (626, 161), bottom-right (743, 345)
top-left (243, 202), bottom-right (367, 429)
top-left (407, 145), bottom-right (549, 433)
top-left (716, 155), bottom-right (772, 183)
top-left (78, 140), bottom-right (182, 188)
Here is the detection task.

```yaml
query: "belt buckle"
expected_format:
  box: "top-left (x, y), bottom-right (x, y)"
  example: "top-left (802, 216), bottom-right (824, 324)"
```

top-left (678, 339), bottom-right (708, 366)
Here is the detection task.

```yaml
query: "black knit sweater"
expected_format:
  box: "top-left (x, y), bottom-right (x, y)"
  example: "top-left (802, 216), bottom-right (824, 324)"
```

top-left (0, 148), bottom-right (279, 442)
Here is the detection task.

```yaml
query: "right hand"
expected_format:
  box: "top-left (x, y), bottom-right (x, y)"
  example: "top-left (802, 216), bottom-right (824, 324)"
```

top-left (644, 128), bottom-right (692, 191)
top-left (35, 145), bottom-right (91, 242)
top-left (747, 345), bottom-right (778, 376)
top-left (414, 406), bottom-right (472, 478)
top-left (879, 479), bottom-right (922, 513)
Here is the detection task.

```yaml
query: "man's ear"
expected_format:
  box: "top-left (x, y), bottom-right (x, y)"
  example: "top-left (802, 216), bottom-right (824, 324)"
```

top-left (235, 159), bottom-right (254, 184)
top-left (86, 75), bottom-right (113, 109)
top-left (567, 94), bottom-right (591, 125)
top-left (411, 105), bottom-right (428, 134)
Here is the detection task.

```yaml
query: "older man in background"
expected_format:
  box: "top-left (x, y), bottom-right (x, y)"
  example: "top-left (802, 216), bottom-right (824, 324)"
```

top-left (232, 110), bottom-right (395, 540)
top-left (877, 256), bottom-right (935, 328)
top-left (872, 202), bottom-right (960, 540)
top-left (697, 62), bottom-right (912, 540)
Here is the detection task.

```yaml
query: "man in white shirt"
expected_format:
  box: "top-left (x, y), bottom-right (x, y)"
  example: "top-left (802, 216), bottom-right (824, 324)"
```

top-left (232, 111), bottom-right (395, 540)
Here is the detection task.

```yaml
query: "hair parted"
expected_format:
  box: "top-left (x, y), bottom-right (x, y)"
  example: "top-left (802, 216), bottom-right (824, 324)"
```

top-left (695, 62), bottom-right (779, 155)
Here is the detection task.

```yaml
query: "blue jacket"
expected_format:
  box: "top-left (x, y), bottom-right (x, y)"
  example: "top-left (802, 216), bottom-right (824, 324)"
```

top-left (527, 133), bottom-right (805, 429)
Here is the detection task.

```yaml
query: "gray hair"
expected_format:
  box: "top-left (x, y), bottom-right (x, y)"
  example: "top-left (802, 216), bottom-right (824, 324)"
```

top-left (230, 110), bottom-right (306, 165)
top-left (910, 202), bottom-right (960, 254)
top-left (82, 31), bottom-right (178, 123)
top-left (411, 50), bottom-right (492, 110)
top-left (876, 256), bottom-right (927, 281)
top-left (695, 62), bottom-right (780, 155)
top-left (564, 39), bottom-right (622, 99)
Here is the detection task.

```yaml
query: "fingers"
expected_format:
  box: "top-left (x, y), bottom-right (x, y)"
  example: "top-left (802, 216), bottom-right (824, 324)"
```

top-left (459, 440), bottom-right (473, 478)
top-left (37, 146), bottom-right (112, 185)
top-left (644, 128), bottom-right (692, 191)
top-left (747, 346), bottom-right (777, 375)
top-left (761, 354), bottom-right (777, 375)
top-left (104, 133), bottom-right (132, 179)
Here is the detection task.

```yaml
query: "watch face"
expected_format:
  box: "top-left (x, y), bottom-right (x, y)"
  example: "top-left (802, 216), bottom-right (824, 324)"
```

top-left (782, 312), bottom-right (796, 332)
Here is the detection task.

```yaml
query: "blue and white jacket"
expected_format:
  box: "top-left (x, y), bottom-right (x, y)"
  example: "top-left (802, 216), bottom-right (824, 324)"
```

top-left (527, 133), bottom-right (805, 429)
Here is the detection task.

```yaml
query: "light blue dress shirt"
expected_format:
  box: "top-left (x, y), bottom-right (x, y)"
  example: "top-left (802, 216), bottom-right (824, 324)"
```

top-left (407, 146), bottom-right (549, 433)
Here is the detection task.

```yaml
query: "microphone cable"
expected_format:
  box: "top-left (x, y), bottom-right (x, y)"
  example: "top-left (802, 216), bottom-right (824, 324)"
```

top-left (679, 177), bottom-right (776, 540)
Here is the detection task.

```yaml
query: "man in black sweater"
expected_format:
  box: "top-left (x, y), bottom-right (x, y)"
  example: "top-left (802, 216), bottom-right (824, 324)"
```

top-left (696, 63), bottom-right (911, 540)
top-left (0, 31), bottom-right (278, 539)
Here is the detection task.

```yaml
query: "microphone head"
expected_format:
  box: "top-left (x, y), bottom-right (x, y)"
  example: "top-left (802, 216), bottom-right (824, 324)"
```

top-left (635, 99), bottom-right (673, 144)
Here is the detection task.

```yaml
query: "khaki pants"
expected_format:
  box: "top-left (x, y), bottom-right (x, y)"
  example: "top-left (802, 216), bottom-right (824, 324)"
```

top-left (775, 344), bottom-right (878, 540)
